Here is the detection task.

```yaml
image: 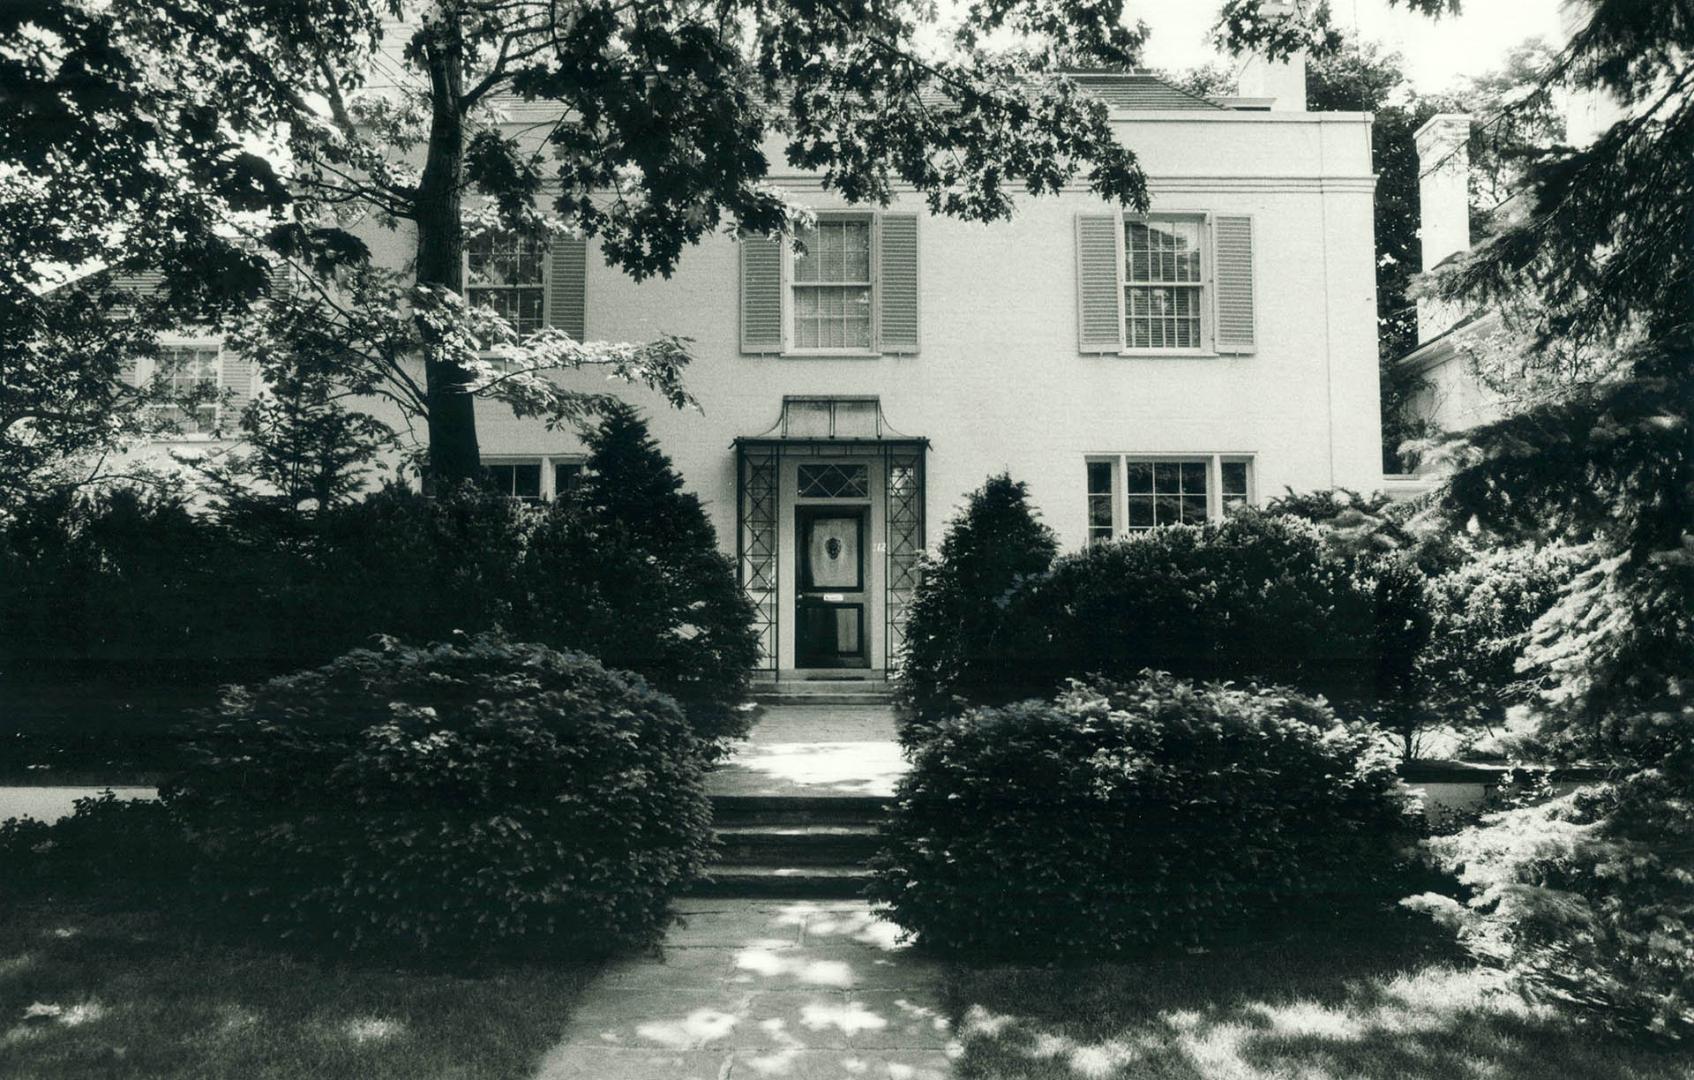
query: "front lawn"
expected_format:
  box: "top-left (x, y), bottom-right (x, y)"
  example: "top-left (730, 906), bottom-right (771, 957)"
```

top-left (943, 919), bottom-right (1694, 1080)
top-left (0, 904), bottom-right (598, 1080)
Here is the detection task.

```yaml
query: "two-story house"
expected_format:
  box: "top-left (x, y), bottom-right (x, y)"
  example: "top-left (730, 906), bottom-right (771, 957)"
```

top-left (121, 60), bottom-right (1386, 680)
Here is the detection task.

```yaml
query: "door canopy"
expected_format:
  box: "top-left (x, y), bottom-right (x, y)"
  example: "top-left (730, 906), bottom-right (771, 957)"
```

top-left (734, 396), bottom-right (927, 447)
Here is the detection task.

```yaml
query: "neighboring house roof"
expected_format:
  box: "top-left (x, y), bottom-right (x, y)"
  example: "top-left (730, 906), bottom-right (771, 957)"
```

top-left (1396, 309), bottom-right (1500, 375)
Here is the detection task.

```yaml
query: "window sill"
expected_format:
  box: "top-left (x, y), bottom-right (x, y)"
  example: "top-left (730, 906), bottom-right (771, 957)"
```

top-left (1116, 349), bottom-right (1220, 359)
top-left (780, 350), bottom-right (883, 360)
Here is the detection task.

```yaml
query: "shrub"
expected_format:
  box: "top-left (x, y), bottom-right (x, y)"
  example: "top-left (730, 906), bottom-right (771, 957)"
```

top-left (164, 633), bottom-right (715, 957)
top-left (1405, 764), bottom-right (1694, 1039)
top-left (0, 792), bottom-right (193, 906)
top-left (894, 474), bottom-right (1058, 739)
top-left (517, 403), bottom-right (760, 742)
top-left (870, 673), bottom-right (1419, 958)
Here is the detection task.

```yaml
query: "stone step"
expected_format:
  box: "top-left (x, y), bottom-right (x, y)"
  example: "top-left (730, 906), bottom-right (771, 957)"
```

top-left (714, 823), bottom-right (881, 865)
top-left (750, 694), bottom-right (892, 706)
top-left (692, 864), bottom-right (873, 899)
top-left (711, 794), bottom-right (891, 826)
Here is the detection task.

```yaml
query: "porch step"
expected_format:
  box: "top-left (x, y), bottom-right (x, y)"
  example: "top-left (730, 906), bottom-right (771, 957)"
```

top-left (715, 824), bottom-right (881, 865)
top-left (700, 794), bottom-right (887, 898)
top-left (694, 864), bottom-right (874, 899)
top-left (749, 680), bottom-right (894, 706)
top-left (710, 794), bottom-right (891, 825)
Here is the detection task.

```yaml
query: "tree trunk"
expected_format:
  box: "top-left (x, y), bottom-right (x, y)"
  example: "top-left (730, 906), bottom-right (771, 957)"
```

top-left (415, 8), bottom-right (482, 489)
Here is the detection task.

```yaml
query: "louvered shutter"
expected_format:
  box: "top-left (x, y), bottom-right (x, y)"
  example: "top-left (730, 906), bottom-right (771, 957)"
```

top-left (548, 233), bottom-right (587, 340)
top-left (221, 351), bottom-right (254, 425)
top-left (740, 232), bottom-right (784, 354)
top-left (1075, 214), bottom-right (1125, 353)
top-left (1212, 215), bottom-right (1256, 354)
top-left (878, 213), bottom-right (919, 354)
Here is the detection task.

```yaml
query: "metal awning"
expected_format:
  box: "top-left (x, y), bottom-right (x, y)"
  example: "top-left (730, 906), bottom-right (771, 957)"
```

top-left (733, 396), bottom-right (928, 447)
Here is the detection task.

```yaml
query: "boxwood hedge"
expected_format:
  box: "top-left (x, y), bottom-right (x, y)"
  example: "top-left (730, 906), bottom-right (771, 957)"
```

top-left (164, 633), bottom-right (715, 957)
top-left (869, 673), bottom-right (1419, 958)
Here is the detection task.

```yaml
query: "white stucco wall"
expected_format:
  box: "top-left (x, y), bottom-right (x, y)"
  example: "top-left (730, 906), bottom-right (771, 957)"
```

top-left (354, 109), bottom-right (1383, 555)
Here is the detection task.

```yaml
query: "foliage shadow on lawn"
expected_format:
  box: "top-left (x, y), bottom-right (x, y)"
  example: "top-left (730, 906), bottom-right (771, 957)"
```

top-left (936, 914), bottom-right (1694, 1080)
top-left (0, 902), bottom-right (601, 1080)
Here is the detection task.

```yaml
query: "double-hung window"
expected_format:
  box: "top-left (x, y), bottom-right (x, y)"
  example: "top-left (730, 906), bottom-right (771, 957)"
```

top-left (159, 345), bottom-right (221, 432)
top-left (1085, 454), bottom-right (1253, 542)
top-left (791, 217), bottom-right (874, 351)
top-left (1075, 211), bottom-right (1254, 355)
top-left (1124, 218), bottom-right (1205, 350)
top-left (466, 232), bottom-right (546, 339)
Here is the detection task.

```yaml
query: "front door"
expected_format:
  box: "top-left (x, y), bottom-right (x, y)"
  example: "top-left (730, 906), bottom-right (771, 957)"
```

top-left (795, 507), bottom-right (869, 668)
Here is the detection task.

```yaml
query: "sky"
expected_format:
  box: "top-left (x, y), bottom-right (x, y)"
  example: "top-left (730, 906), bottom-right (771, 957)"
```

top-left (1132, 0), bottom-right (1569, 93)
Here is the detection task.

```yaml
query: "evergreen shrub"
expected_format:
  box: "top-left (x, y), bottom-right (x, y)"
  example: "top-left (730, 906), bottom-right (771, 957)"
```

top-left (870, 673), bottom-right (1419, 958)
top-left (894, 474), bottom-right (1058, 743)
top-left (1406, 764), bottom-right (1694, 1040)
top-left (164, 633), bottom-right (714, 956)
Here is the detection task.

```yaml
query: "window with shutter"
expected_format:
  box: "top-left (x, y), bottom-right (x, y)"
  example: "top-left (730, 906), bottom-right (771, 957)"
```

top-left (1078, 212), bottom-right (1256, 356)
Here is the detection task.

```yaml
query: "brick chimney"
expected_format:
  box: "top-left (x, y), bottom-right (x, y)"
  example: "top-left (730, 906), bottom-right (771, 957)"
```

top-left (1234, 2), bottom-right (1307, 111)
top-left (1415, 113), bottom-right (1471, 342)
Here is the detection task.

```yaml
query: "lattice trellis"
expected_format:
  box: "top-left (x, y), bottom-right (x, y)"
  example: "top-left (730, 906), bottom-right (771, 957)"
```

top-left (738, 445), bottom-right (779, 669)
top-left (884, 447), bottom-right (925, 674)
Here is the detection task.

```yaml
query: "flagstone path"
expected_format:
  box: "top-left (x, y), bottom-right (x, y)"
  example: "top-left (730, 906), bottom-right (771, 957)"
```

top-left (531, 899), bottom-right (957, 1080)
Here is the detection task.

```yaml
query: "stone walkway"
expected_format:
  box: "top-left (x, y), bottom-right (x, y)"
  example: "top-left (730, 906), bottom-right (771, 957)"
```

top-left (706, 704), bottom-right (909, 799)
top-left (531, 899), bottom-right (957, 1079)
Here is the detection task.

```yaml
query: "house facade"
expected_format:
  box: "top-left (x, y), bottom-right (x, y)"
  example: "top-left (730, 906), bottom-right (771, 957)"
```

top-left (124, 69), bottom-right (1387, 679)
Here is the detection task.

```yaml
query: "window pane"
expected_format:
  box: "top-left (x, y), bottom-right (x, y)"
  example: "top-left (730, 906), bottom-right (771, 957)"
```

top-left (1153, 461), bottom-right (1180, 492)
top-left (1156, 494), bottom-right (1183, 525)
top-left (1089, 496), bottom-right (1113, 528)
top-left (1221, 461), bottom-right (1248, 498)
top-left (1181, 495), bottom-right (1208, 524)
top-left (1127, 495), bottom-right (1155, 529)
top-left (513, 464), bottom-right (542, 500)
top-left (1126, 461), bottom-right (1154, 493)
top-left (1180, 461), bottom-right (1207, 493)
top-left (1087, 461), bottom-right (1113, 494)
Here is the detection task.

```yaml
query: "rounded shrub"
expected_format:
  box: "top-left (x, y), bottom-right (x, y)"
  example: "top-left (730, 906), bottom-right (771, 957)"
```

top-left (869, 673), bottom-right (1419, 958)
top-left (164, 633), bottom-right (714, 957)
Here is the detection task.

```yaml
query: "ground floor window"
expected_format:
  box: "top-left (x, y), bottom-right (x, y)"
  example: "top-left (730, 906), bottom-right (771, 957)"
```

top-left (1085, 454), bottom-right (1253, 542)
top-left (482, 455), bottom-right (585, 502)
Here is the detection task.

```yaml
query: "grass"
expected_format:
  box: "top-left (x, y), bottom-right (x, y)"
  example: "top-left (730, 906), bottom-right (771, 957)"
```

top-left (0, 902), bottom-right (599, 1080)
top-left (940, 917), bottom-right (1694, 1080)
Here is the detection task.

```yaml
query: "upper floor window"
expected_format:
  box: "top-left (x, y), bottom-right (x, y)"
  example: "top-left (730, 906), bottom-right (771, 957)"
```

top-left (1086, 454), bottom-right (1253, 543)
top-left (1075, 212), bottom-right (1255, 356)
top-left (157, 345), bottom-right (221, 432)
top-left (1125, 218), bottom-right (1204, 350)
top-left (792, 217), bottom-right (874, 351)
top-left (466, 232), bottom-right (546, 338)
